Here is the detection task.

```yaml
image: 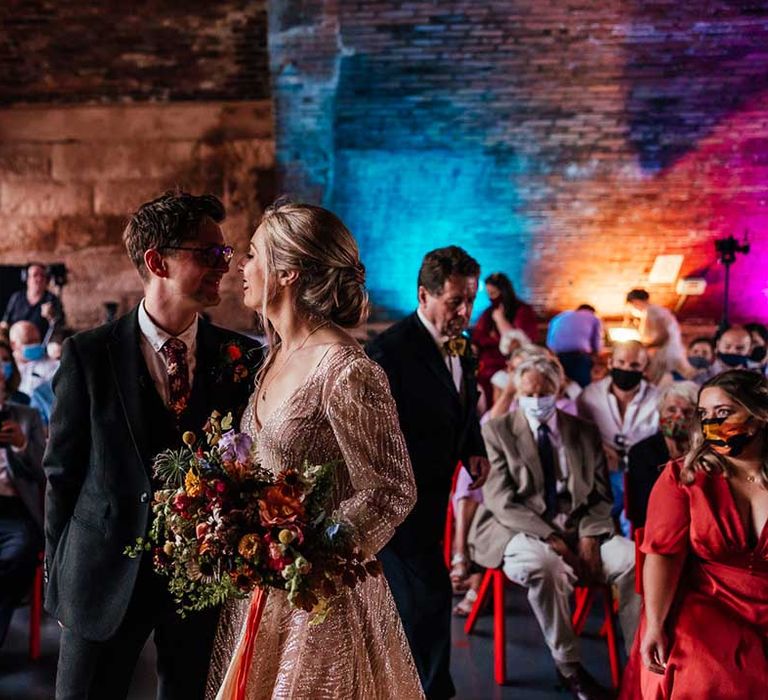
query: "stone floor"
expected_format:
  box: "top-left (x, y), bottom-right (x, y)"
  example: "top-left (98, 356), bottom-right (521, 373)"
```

top-left (0, 585), bottom-right (621, 700)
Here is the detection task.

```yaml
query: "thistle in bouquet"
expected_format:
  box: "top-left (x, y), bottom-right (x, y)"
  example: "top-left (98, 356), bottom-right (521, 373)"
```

top-left (126, 411), bottom-right (382, 623)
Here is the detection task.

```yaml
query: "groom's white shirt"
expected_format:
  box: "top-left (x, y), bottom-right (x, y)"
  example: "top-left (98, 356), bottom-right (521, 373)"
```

top-left (138, 298), bottom-right (198, 404)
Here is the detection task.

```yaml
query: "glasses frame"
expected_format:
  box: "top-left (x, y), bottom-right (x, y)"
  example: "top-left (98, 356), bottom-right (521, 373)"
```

top-left (159, 244), bottom-right (234, 268)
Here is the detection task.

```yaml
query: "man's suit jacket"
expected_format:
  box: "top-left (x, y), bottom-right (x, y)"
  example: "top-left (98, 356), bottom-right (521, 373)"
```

top-left (367, 312), bottom-right (486, 555)
top-left (43, 307), bottom-right (261, 641)
top-left (469, 409), bottom-right (614, 569)
top-left (4, 402), bottom-right (46, 531)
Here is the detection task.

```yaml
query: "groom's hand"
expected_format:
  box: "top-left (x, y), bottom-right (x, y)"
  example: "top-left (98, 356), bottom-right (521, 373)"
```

top-left (467, 455), bottom-right (490, 490)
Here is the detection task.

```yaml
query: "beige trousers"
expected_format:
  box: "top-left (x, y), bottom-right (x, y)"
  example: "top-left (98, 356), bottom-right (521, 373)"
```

top-left (502, 532), bottom-right (640, 666)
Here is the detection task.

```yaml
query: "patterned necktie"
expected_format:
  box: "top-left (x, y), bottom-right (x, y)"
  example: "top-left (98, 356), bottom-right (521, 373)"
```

top-left (160, 338), bottom-right (190, 419)
top-left (537, 423), bottom-right (558, 519)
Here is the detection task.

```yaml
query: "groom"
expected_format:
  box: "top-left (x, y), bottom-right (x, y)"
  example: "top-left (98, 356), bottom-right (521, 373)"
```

top-left (44, 191), bottom-right (262, 699)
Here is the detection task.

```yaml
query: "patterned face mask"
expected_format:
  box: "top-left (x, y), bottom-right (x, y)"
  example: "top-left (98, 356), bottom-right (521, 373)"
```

top-left (660, 414), bottom-right (690, 441)
top-left (701, 416), bottom-right (756, 457)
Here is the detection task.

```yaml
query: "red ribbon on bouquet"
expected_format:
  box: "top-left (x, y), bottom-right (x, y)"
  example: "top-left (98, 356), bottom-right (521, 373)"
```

top-left (234, 588), bottom-right (267, 700)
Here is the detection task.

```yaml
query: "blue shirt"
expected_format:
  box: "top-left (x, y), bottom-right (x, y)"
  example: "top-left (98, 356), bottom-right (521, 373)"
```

top-left (546, 310), bottom-right (603, 354)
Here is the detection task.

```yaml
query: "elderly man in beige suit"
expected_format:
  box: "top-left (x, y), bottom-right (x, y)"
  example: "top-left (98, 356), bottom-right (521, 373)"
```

top-left (469, 356), bottom-right (639, 700)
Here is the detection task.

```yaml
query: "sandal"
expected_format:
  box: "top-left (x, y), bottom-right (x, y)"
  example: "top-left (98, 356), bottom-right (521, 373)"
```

top-left (452, 588), bottom-right (478, 617)
top-left (449, 553), bottom-right (470, 593)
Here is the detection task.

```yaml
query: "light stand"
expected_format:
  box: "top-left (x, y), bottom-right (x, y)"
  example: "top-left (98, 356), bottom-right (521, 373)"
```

top-left (715, 234), bottom-right (750, 329)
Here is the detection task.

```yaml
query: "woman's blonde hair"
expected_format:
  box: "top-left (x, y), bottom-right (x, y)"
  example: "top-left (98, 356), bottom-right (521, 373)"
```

top-left (256, 200), bottom-right (369, 331)
top-left (682, 369), bottom-right (768, 486)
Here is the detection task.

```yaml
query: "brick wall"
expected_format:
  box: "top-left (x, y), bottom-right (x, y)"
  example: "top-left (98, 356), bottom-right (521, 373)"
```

top-left (270, 0), bottom-right (768, 323)
top-left (0, 2), bottom-right (272, 330)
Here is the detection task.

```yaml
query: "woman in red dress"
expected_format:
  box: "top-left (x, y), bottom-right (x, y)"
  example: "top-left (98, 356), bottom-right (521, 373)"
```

top-left (471, 272), bottom-right (538, 403)
top-left (621, 368), bottom-right (768, 699)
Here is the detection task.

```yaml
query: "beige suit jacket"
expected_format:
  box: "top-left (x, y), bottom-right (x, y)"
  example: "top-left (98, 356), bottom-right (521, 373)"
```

top-left (469, 409), bottom-right (614, 569)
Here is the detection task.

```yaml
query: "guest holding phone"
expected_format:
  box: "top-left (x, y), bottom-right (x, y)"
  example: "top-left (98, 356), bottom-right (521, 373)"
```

top-left (0, 349), bottom-right (45, 648)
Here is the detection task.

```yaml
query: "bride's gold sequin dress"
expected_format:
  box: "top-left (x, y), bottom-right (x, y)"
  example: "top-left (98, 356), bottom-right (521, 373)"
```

top-left (208, 344), bottom-right (425, 699)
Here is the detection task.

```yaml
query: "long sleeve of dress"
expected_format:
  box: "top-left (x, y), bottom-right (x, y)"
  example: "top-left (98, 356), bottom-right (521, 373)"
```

top-left (325, 356), bottom-right (417, 557)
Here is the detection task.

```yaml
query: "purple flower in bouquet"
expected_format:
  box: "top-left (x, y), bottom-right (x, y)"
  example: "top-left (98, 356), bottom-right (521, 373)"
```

top-left (218, 430), bottom-right (253, 464)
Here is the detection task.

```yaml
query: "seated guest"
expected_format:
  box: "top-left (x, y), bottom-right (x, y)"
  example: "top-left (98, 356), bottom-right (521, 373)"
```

top-left (0, 353), bottom-right (46, 648)
top-left (712, 324), bottom-right (753, 372)
top-left (621, 369), bottom-right (768, 699)
top-left (684, 335), bottom-right (715, 383)
top-left (473, 272), bottom-right (538, 402)
top-left (577, 341), bottom-right (659, 534)
top-left (546, 304), bottom-right (603, 388)
top-left (489, 331), bottom-right (533, 402)
top-left (626, 289), bottom-right (685, 384)
top-left (1, 263), bottom-right (65, 340)
top-left (9, 321), bottom-right (58, 396)
top-left (626, 381), bottom-right (698, 529)
top-left (0, 340), bottom-right (30, 406)
top-left (470, 355), bottom-right (639, 700)
top-left (745, 322), bottom-right (768, 376)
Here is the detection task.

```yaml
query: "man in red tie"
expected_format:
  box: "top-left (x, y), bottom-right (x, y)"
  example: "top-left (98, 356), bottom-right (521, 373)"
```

top-left (44, 191), bottom-right (262, 699)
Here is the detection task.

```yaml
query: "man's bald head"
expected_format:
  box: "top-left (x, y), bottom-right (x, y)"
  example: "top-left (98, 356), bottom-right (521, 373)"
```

top-left (716, 326), bottom-right (751, 355)
top-left (610, 340), bottom-right (649, 371)
top-left (9, 321), bottom-right (40, 349)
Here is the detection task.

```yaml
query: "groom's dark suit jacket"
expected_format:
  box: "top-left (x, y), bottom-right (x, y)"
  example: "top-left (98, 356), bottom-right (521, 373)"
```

top-left (44, 306), bottom-right (261, 641)
top-left (367, 312), bottom-right (486, 555)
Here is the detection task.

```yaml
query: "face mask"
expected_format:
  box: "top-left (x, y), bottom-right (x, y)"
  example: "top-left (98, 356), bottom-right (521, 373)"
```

top-left (610, 367), bottom-right (643, 391)
top-left (660, 414), bottom-right (689, 441)
top-left (717, 352), bottom-right (750, 368)
top-left (687, 355), bottom-right (711, 370)
top-left (751, 346), bottom-right (767, 363)
top-left (1, 362), bottom-right (12, 382)
top-left (701, 416), bottom-right (756, 457)
top-left (519, 395), bottom-right (557, 422)
top-left (21, 344), bottom-right (46, 362)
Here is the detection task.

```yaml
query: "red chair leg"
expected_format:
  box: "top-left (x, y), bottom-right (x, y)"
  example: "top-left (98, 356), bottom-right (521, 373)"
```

top-left (603, 589), bottom-right (621, 687)
top-left (29, 559), bottom-right (43, 660)
top-left (464, 568), bottom-right (494, 634)
top-left (492, 570), bottom-right (506, 685)
top-left (571, 586), bottom-right (594, 635)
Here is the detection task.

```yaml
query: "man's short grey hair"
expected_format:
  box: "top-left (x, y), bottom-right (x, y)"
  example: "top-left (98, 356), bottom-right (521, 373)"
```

top-left (513, 355), bottom-right (565, 393)
top-left (657, 380), bottom-right (699, 412)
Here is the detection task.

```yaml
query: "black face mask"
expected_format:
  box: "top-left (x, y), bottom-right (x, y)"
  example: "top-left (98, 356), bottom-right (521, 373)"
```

top-left (687, 355), bottom-right (711, 370)
top-left (717, 352), bottom-right (750, 368)
top-left (611, 367), bottom-right (644, 391)
top-left (751, 346), bottom-right (767, 363)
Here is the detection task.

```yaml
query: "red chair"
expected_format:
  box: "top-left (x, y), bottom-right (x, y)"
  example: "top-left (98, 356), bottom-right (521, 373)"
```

top-left (28, 551), bottom-right (44, 660)
top-left (464, 569), bottom-right (623, 687)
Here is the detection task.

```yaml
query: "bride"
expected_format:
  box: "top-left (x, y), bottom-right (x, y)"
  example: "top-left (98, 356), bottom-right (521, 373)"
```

top-left (207, 202), bottom-right (425, 699)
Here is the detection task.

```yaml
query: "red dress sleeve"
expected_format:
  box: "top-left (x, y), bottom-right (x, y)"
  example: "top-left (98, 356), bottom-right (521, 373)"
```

top-left (513, 302), bottom-right (539, 343)
top-left (472, 308), bottom-right (500, 351)
top-left (641, 461), bottom-right (690, 556)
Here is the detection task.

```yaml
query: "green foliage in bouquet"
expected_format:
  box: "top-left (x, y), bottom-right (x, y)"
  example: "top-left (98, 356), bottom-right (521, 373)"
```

top-left (125, 411), bottom-right (381, 623)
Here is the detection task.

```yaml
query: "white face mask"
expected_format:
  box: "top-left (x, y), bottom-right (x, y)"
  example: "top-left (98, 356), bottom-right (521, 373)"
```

top-left (519, 395), bottom-right (557, 422)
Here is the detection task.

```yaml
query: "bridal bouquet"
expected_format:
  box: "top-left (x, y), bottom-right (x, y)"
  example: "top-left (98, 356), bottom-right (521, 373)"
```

top-left (126, 411), bottom-right (381, 623)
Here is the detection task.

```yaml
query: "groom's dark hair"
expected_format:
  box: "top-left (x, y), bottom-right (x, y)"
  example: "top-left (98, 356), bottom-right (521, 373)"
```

top-left (418, 245), bottom-right (480, 296)
top-left (123, 189), bottom-right (226, 279)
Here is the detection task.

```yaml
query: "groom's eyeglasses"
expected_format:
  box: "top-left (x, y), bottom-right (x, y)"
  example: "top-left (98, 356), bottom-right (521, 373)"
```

top-left (159, 244), bottom-right (235, 268)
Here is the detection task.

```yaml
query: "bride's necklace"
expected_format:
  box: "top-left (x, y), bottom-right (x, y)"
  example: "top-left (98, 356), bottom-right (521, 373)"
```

top-left (260, 321), bottom-right (329, 402)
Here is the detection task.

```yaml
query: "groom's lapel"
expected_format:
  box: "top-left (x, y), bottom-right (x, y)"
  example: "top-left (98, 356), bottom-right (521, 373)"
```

top-left (107, 306), bottom-right (150, 471)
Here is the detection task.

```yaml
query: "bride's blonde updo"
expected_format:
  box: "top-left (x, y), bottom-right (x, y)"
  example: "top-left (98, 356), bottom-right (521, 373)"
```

top-left (258, 200), bottom-right (369, 328)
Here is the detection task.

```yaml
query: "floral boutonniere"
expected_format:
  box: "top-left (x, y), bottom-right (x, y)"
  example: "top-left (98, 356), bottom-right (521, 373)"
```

top-left (443, 333), bottom-right (478, 376)
top-left (214, 340), bottom-right (256, 385)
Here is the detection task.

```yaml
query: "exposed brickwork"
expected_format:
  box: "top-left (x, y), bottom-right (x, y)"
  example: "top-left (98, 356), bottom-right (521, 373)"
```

top-left (0, 2), bottom-right (273, 330)
top-left (0, 102), bottom-right (274, 330)
top-left (0, 1), bottom-right (269, 105)
top-left (271, 0), bottom-right (768, 323)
